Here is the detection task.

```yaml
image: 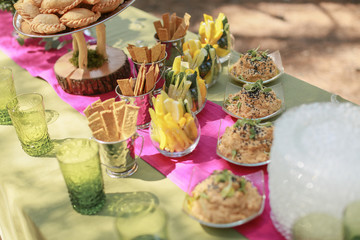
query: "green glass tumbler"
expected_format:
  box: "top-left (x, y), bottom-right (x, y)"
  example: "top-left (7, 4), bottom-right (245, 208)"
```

top-left (6, 93), bottom-right (53, 156)
top-left (0, 67), bottom-right (16, 125)
top-left (56, 138), bottom-right (106, 215)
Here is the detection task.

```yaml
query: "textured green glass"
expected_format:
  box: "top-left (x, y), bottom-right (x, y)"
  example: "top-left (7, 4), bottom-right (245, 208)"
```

top-left (0, 67), bottom-right (16, 125)
top-left (56, 139), bottom-right (105, 215)
top-left (7, 93), bottom-right (53, 156)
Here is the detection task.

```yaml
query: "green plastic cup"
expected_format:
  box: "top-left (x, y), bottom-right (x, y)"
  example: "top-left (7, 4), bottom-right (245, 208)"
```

top-left (6, 93), bottom-right (53, 156)
top-left (0, 67), bottom-right (16, 125)
top-left (56, 138), bottom-right (106, 215)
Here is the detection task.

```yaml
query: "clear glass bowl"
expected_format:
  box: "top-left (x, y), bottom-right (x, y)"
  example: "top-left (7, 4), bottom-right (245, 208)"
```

top-left (222, 81), bottom-right (285, 121)
top-left (228, 50), bottom-right (284, 84)
top-left (216, 120), bottom-right (271, 167)
top-left (149, 114), bottom-right (201, 158)
top-left (182, 167), bottom-right (265, 228)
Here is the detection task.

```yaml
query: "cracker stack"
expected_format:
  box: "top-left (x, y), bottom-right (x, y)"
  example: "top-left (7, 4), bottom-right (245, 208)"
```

top-left (153, 12), bottom-right (191, 41)
top-left (127, 43), bottom-right (166, 63)
top-left (117, 63), bottom-right (160, 96)
top-left (84, 98), bottom-right (140, 142)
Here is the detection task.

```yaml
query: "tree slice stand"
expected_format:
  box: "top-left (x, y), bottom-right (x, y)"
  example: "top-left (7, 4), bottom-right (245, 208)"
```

top-left (54, 45), bottom-right (130, 95)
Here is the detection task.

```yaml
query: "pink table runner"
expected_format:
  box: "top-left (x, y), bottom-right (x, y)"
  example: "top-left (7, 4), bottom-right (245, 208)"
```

top-left (0, 11), bottom-right (284, 240)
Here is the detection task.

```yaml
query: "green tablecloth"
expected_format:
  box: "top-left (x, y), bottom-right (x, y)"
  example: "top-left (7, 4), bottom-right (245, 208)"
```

top-left (0, 6), bottom-right (339, 240)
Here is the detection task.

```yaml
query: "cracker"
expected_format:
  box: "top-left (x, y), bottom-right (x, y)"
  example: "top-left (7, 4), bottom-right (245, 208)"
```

top-left (146, 48), bottom-right (151, 63)
top-left (88, 117), bottom-right (104, 134)
top-left (122, 105), bottom-right (140, 139)
top-left (184, 13), bottom-right (191, 31)
top-left (139, 64), bottom-right (146, 95)
top-left (151, 43), bottom-right (162, 62)
top-left (162, 13), bottom-right (170, 32)
top-left (134, 64), bottom-right (145, 95)
top-left (134, 47), bottom-right (147, 63)
top-left (130, 77), bottom-right (136, 90)
top-left (154, 64), bottom-right (160, 81)
top-left (133, 73), bottom-right (141, 96)
top-left (146, 65), bottom-right (155, 93)
top-left (92, 128), bottom-right (108, 142)
top-left (157, 28), bottom-right (169, 41)
top-left (169, 13), bottom-right (177, 38)
top-left (102, 98), bottom-right (115, 110)
top-left (92, 99), bottom-right (102, 106)
top-left (113, 101), bottom-right (126, 139)
top-left (87, 111), bottom-right (100, 123)
top-left (91, 104), bottom-right (105, 114)
top-left (117, 79), bottom-right (134, 96)
top-left (153, 20), bottom-right (163, 33)
top-left (100, 110), bottom-right (119, 141)
top-left (127, 47), bottom-right (137, 62)
top-left (83, 104), bottom-right (93, 117)
top-left (175, 16), bottom-right (183, 29)
top-left (172, 24), bottom-right (186, 40)
top-left (160, 44), bottom-right (166, 59)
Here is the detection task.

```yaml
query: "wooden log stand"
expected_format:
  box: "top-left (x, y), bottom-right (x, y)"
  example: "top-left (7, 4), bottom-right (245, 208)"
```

top-left (54, 24), bottom-right (130, 95)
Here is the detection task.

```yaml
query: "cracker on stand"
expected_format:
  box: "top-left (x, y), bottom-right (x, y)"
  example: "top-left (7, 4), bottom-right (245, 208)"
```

top-left (85, 98), bottom-right (140, 142)
top-left (127, 43), bottom-right (166, 63)
top-left (100, 110), bottom-right (119, 142)
top-left (153, 12), bottom-right (191, 41)
top-left (117, 63), bottom-right (159, 96)
top-left (121, 105), bottom-right (140, 139)
top-left (117, 78), bottom-right (134, 96)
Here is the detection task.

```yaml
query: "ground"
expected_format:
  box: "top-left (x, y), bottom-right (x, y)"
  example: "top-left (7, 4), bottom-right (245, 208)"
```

top-left (133, 0), bottom-right (360, 104)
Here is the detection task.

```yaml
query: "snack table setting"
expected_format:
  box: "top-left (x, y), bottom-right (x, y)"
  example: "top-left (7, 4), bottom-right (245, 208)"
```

top-left (1, 4), bottom-right (358, 240)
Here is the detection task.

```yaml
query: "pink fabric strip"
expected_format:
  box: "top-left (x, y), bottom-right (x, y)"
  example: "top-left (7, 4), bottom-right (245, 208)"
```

top-left (0, 11), bottom-right (114, 114)
top-left (0, 11), bottom-right (284, 239)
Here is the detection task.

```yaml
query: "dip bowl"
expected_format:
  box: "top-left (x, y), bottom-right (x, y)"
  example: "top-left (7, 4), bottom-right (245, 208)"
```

top-left (216, 119), bottom-right (272, 167)
top-left (182, 167), bottom-right (265, 228)
top-left (222, 81), bottom-right (285, 121)
top-left (149, 114), bottom-right (201, 158)
top-left (228, 50), bottom-right (284, 85)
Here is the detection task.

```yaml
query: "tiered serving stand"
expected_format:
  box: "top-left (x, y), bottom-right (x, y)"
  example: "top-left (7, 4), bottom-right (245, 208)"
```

top-left (12, 0), bottom-right (136, 95)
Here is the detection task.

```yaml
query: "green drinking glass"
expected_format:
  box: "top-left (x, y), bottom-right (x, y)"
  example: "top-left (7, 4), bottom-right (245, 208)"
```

top-left (6, 93), bottom-right (53, 156)
top-left (56, 138), bottom-right (106, 215)
top-left (0, 67), bottom-right (16, 125)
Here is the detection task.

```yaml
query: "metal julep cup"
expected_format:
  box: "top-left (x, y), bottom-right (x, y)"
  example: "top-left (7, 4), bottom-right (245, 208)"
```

top-left (154, 33), bottom-right (185, 67)
top-left (6, 93), bottom-right (53, 156)
top-left (132, 52), bottom-right (168, 96)
top-left (115, 85), bottom-right (154, 129)
top-left (0, 67), bottom-right (16, 125)
top-left (56, 138), bottom-right (106, 215)
top-left (94, 132), bottom-right (144, 178)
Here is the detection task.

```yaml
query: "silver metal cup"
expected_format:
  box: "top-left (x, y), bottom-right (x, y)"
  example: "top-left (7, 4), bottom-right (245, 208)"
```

top-left (115, 85), bottom-right (154, 129)
top-left (94, 132), bottom-right (144, 178)
top-left (154, 34), bottom-right (185, 67)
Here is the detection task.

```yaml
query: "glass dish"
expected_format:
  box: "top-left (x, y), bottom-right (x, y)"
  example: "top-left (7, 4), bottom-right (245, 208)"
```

top-left (228, 50), bottom-right (284, 84)
top-left (13, 0), bottom-right (135, 38)
top-left (216, 120), bottom-right (271, 167)
top-left (182, 168), bottom-right (265, 228)
top-left (149, 114), bottom-right (201, 158)
top-left (222, 81), bottom-right (285, 121)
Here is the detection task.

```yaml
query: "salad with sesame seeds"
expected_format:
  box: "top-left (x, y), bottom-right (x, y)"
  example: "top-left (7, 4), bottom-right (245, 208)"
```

top-left (229, 47), bottom-right (279, 82)
top-left (223, 80), bottom-right (282, 119)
